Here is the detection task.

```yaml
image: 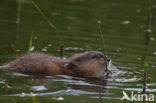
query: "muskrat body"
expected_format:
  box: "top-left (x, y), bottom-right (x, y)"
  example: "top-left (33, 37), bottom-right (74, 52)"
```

top-left (0, 51), bottom-right (111, 78)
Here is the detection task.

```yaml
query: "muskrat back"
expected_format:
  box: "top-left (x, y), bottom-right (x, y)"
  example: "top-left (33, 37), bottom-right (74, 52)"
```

top-left (1, 51), bottom-right (111, 78)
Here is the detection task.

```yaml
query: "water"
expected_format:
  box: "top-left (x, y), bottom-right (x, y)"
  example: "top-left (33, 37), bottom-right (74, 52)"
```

top-left (0, 0), bottom-right (156, 103)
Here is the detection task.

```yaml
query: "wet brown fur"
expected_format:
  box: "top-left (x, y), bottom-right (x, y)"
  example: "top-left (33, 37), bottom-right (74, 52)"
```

top-left (2, 51), bottom-right (109, 78)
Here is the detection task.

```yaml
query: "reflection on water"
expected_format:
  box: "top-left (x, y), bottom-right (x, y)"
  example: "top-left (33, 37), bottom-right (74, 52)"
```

top-left (0, 0), bottom-right (156, 103)
top-left (31, 85), bottom-right (47, 91)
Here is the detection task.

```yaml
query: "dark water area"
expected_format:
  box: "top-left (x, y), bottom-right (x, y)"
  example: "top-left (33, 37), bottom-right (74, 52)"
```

top-left (0, 0), bottom-right (156, 103)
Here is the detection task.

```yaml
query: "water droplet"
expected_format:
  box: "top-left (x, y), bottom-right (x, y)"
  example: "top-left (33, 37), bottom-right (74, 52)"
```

top-left (121, 20), bottom-right (130, 24)
top-left (52, 97), bottom-right (64, 101)
top-left (153, 52), bottom-right (156, 55)
top-left (30, 92), bottom-right (36, 96)
top-left (150, 37), bottom-right (155, 41)
top-left (151, 65), bottom-right (156, 68)
top-left (97, 20), bottom-right (101, 24)
top-left (30, 46), bottom-right (35, 51)
top-left (48, 44), bottom-right (52, 47)
top-left (137, 57), bottom-right (141, 60)
top-left (145, 29), bottom-right (152, 33)
top-left (42, 48), bottom-right (47, 52)
top-left (31, 86), bottom-right (47, 91)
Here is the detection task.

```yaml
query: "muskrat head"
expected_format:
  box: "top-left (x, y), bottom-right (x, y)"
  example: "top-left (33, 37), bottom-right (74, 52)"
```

top-left (66, 51), bottom-right (111, 78)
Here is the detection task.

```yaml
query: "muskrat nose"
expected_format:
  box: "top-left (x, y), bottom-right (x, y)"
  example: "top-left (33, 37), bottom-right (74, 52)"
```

top-left (107, 58), bottom-right (111, 62)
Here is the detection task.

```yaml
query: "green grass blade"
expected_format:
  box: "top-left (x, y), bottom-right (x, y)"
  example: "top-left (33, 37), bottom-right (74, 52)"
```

top-left (28, 32), bottom-right (34, 53)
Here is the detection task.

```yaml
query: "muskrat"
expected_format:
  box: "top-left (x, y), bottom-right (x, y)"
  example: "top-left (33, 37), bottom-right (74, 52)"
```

top-left (0, 51), bottom-right (111, 78)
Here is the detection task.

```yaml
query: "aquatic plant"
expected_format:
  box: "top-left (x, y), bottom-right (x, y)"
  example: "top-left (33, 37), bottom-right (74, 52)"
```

top-left (28, 32), bottom-right (34, 53)
top-left (29, 0), bottom-right (56, 29)
top-left (97, 21), bottom-right (109, 103)
top-left (60, 44), bottom-right (64, 58)
top-left (97, 21), bottom-right (108, 77)
top-left (17, 0), bottom-right (21, 23)
top-left (142, 0), bottom-right (152, 102)
top-left (4, 80), bottom-right (8, 94)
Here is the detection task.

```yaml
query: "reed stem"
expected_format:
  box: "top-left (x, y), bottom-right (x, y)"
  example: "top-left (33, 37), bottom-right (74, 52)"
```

top-left (16, 0), bottom-right (21, 24)
top-left (98, 22), bottom-right (108, 77)
top-left (98, 21), bottom-right (108, 103)
top-left (28, 32), bottom-right (34, 53)
top-left (60, 44), bottom-right (64, 58)
top-left (142, 0), bottom-right (152, 102)
top-left (29, 0), bottom-right (56, 29)
top-left (4, 80), bottom-right (8, 94)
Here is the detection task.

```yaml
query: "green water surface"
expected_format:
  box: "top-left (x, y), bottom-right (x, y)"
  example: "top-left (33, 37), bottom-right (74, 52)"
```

top-left (0, 0), bottom-right (156, 103)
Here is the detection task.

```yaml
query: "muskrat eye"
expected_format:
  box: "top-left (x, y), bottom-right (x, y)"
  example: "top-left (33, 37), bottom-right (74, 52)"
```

top-left (91, 55), bottom-right (96, 59)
